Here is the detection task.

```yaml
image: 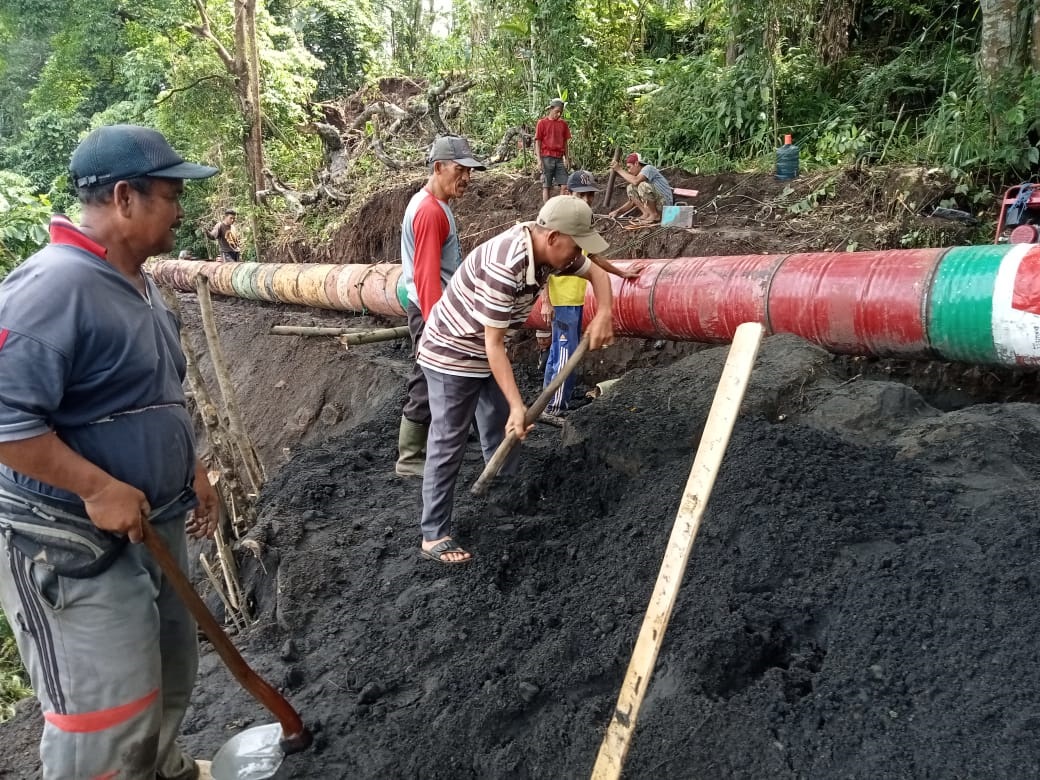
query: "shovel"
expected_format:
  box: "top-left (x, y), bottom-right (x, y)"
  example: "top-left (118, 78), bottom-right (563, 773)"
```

top-left (471, 332), bottom-right (592, 496)
top-left (142, 519), bottom-right (312, 780)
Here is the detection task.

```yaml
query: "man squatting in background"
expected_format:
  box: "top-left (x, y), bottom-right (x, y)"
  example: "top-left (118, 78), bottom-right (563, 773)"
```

top-left (0, 124), bottom-right (220, 779)
top-left (396, 135), bottom-right (487, 477)
top-left (415, 196), bottom-right (615, 564)
top-left (541, 171), bottom-right (642, 416)
top-left (609, 152), bottom-right (674, 225)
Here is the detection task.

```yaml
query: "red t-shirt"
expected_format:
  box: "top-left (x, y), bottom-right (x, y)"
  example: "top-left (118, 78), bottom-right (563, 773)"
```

top-left (535, 117), bottom-right (571, 158)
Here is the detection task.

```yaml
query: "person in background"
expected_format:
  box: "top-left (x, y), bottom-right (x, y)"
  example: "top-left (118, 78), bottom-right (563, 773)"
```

top-left (534, 98), bottom-right (571, 203)
top-left (396, 135), bottom-right (487, 477)
top-left (608, 152), bottom-right (673, 225)
top-left (206, 208), bottom-right (241, 261)
top-left (416, 196), bottom-right (615, 564)
top-left (541, 171), bottom-right (641, 416)
top-left (0, 124), bottom-right (220, 780)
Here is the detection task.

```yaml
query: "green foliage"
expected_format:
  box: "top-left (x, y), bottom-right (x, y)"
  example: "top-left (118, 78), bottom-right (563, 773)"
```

top-left (0, 170), bottom-right (51, 278)
top-left (289, 0), bottom-right (379, 100)
top-left (0, 609), bottom-right (31, 723)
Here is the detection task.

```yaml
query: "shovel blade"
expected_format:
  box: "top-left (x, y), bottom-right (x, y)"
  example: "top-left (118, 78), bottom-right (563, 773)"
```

top-left (211, 722), bottom-right (286, 780)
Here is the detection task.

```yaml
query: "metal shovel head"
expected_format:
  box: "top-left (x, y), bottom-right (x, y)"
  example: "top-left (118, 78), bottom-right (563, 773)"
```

top-left (211, 722), bottom-right (286, 780)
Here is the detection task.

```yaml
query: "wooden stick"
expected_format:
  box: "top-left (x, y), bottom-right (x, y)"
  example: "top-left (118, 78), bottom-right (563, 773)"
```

top-left (601, 146), bottom-right (622, 209)
top-left (199, 552), bottom-right (246, 633)
top-left (195, 273), bottom-right (265, 495)
top-left (470, 334), bottom-right (591, 496)
top-left (269, 325), bottom-right (410, 342)
top-left (142, 520), bottom-right (311, 753)
top-left (337, 327), bottom-right (411, 347)
top-left (160, 288), bottom-right (255, 529)
top-left (590, 322), bottom-right (764, 780)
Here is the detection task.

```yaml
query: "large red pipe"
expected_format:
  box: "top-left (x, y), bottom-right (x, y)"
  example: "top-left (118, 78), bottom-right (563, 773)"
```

top-left (151, 244), bottom-right (1040, 367)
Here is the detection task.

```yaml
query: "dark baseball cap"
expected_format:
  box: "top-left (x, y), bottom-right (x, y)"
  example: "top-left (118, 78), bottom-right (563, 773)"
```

top-left (70, 125), bottom-right (218, 189)
top-left (567, 170), bottom-right (599, 193)
top-left (427, 135), bottom-right (486, 170)
top-left (546, 98), bottom-right (565, 111)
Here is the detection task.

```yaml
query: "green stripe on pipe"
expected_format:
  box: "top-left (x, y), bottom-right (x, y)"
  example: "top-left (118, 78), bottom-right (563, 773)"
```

top-left (928, 245), bottom-right (1008, 363)
top-left (396, 278), bottom-right (409, 311)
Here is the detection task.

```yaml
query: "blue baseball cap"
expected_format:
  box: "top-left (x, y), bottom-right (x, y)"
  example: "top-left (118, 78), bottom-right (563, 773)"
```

top-left (70, 125), bottom-right (218, 189)
top-left (567, 170), bottom-right (599, 193)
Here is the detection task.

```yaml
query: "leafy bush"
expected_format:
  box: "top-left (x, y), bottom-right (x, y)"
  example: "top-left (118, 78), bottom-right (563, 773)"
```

top-left (0, 610), bottom-right (31, 723)
top-left (0, 171), bottom-right (52, 279)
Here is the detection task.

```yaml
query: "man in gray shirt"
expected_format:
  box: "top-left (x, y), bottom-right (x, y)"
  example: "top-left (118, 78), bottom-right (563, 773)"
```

top-left (0, 125), bottom-right (220, 780)
top-left (609, 152), bottom-right (674, 225)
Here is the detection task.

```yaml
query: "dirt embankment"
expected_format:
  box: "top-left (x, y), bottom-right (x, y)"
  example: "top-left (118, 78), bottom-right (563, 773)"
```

top-left (1, 168), bottom-right (1032, 780)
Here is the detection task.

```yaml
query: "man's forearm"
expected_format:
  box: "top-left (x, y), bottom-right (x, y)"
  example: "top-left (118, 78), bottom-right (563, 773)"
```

top-left (0, 432), bottom-right (114, 501)
top-left (586, 264), bottom-right (614, 314)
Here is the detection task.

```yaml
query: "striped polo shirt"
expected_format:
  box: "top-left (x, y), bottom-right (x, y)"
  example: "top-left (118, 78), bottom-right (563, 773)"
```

top-left (418, 223), bottom-right (591, 377)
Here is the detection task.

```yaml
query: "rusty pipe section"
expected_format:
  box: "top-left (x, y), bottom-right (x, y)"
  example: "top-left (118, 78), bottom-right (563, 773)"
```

top-left (151, 243), bottom-right (1040, 366)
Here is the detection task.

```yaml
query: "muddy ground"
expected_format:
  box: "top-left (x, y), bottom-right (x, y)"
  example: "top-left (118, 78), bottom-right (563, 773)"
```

top-left (2, 167), bottom-right (1038, 779)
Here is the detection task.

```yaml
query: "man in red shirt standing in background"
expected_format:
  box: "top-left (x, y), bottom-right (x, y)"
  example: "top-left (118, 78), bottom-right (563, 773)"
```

top-left (396, 135), bottom-right (486, 477)
top-left (534, 98), bottom-right (571, 203)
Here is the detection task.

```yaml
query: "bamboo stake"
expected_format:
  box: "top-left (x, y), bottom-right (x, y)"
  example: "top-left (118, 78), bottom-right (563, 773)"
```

top-left (199, 552), bottom-right (247, 633)
top-left (601, 146), bottom-right (622, 210)
top-left (591, 322), bottom-right (765, 780)
top-left (195, 273), bottom-right (266, 495)
top-left (269, 325), bottom-right (410, 343)
top-left (160, 288), bottom-right (254, 527)
top-left (337, 327), bottom-right (411, 347)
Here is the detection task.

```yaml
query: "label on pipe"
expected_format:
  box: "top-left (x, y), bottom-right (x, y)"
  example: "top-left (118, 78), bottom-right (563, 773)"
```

top-left (993, 244), bottom-right (1040, 365)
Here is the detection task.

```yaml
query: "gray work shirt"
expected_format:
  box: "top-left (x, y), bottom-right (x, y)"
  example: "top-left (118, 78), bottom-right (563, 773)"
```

top-left (0, 217), bottom-right (196, 512)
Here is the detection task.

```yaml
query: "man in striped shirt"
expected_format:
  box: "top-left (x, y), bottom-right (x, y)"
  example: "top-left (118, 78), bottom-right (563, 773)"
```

top-left (416, 196), bottom-right (614, 564)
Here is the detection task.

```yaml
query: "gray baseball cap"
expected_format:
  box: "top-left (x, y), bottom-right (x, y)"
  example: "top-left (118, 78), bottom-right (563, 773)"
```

top-left (546, 98), bottom-right (565, 111)
top-left (427, 135), bottom-right (486, 170)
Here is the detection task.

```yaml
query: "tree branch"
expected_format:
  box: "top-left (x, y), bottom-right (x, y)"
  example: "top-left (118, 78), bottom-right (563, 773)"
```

top-left (152, 74), bottom-right (230, 108)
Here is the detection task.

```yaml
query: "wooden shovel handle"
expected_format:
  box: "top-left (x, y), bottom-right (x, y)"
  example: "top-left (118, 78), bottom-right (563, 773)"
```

top-left (471, 333), bottom-right (592, 496)
top-left (142, 520), bottom-right (312, 754)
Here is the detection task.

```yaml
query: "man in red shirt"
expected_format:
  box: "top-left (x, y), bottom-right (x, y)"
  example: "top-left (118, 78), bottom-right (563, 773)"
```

top-left (396, 135), bottom-right (486, 476)
top-left (534, 98), bottom-right (571, 203)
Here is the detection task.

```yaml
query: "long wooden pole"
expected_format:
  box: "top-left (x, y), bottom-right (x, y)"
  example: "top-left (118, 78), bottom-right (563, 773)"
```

top-left (590, 322), bottom-right (764, 780)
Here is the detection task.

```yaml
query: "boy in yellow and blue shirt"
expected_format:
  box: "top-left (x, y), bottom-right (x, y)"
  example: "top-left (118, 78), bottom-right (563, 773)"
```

top-left (542, 171), bottom-right (641, 414)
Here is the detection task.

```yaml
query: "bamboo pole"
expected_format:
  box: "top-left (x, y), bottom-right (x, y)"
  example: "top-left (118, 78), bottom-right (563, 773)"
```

top-left (161, 288), bottom-right (254, 529)
top-left (195, 273), bottom-right (265, 495)
top-left (601, 147), bottom-right (622, 210)
top-left (269, 325), bottom-right (410, 344)
top-left (591, 323), bottom-right (765, 780)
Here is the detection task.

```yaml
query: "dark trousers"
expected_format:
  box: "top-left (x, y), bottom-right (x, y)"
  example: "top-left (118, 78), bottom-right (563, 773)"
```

top-left (403, 303), bottom-right (431, 425)
top-left (420, 368), bottom-right (518, 541)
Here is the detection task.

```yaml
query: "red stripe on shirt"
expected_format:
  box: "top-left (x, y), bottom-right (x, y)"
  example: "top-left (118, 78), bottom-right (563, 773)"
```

top-left (44, 688), bottom-right (158, 733)
top-left (0, 329), bottom-right (8, 352)
top-left (48, 215), bottom-right (107, 258)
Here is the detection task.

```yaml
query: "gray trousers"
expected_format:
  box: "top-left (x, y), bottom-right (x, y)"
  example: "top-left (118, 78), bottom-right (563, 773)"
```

top-left (402, 303), bottom-right (431, 426)
top-left (420, 368), bottom-right (518, 541)
top-left (0, 515), bottom-right (199, 780)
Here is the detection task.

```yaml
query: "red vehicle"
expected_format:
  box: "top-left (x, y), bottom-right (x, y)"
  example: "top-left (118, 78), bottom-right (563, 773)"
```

top-left (994, 183), bottom-right (1040, 244)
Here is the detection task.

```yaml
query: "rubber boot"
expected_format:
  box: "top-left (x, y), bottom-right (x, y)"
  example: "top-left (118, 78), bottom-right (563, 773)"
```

top-left (395, 416), bottom-right (428, 477)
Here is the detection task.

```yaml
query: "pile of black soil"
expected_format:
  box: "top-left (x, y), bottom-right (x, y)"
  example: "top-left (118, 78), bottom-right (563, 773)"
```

top-left (157, 335), bottom-right (1040, 779)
